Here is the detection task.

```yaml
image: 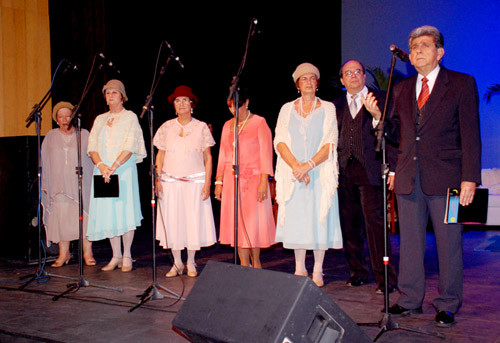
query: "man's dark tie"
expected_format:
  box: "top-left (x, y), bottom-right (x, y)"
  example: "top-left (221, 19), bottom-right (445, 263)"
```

top-left (417, 77), bottom-right (430, 109)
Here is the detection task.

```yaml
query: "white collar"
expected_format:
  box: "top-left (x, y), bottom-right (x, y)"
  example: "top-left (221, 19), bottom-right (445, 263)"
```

top-left (417, 65), bottom-right (440, 94)
top-left (346, 86), bottom-right (368, 103)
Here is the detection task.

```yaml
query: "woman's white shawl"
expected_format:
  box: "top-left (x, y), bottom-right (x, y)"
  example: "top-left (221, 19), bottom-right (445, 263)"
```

top-left (87, 109), bottom-right (147, 163)
top-left (273, 99), bottom-right (339, 226)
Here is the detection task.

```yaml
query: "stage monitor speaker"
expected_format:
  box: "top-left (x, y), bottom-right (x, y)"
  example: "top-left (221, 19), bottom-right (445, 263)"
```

top-left (0, 136), bottom-right (41, 262)
top-left (172, 261), bottom-right (371, 343)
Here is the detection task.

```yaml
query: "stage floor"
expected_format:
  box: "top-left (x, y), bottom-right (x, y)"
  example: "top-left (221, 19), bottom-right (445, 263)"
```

top-left (1, 228), bottom-right (499, 342)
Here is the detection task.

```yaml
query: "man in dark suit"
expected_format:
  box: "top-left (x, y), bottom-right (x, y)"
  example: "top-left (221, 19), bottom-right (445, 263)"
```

top-left (365, 25), bottom-right (481, 327)
top-left (334, 60), bottom-right (398, 295)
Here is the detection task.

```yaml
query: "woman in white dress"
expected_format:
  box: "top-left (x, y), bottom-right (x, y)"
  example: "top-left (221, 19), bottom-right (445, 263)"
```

top-left (154, 85), bottom-right (216, 278)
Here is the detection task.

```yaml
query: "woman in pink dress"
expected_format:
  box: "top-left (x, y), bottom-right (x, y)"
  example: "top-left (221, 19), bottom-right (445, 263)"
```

top-left (154, 85), bottom-right (216, 278)
top-left (214, 92), bottom-right (276, 268)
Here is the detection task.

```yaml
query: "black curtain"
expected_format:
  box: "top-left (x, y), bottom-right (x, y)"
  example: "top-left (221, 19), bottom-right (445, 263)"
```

top-left (47, 2), bottom-right (343, 232)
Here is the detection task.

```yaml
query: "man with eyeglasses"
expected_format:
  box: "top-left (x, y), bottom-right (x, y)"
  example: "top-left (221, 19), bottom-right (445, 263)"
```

top-left (365, 25), bottom-right (481, 327)
top-left (333, 60), bottom-right (398, 295)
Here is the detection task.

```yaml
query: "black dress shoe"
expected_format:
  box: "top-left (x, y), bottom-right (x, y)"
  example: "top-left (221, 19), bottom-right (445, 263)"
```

top-left (346, 276), bottom-right (368, 287)
top-left (376, 284), bottom-right (396, 295)
top-left (387, 303), bottom-right (423, 315)
top-left (435, 311), bottom-right (454, 328)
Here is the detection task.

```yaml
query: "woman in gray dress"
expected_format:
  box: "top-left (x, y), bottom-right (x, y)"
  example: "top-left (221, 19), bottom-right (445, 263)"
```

top-left (42, 101), bottom-right (95, 267)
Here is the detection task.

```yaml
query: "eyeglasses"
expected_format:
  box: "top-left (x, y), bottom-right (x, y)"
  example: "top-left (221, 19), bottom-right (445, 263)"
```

top-left (343, 69), bottom-right (363, 77)
top-left (174, 98), bottom-right (192, 104)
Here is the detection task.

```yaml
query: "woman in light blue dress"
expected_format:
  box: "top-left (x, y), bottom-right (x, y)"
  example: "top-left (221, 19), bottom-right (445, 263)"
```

top-left (274, 63), bottom-right (343, 287)
top-left (87, 79), bottom-right (146, 272)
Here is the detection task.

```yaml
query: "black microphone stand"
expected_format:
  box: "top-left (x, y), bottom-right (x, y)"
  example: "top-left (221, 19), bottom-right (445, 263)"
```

top-left (359, 54), bottom-right (444, 341)
top-left (227, 18), bottom-right (258, 265)
top-left (53, 54), bottom-right (123, 301)
top-left (130, 44), bottom-right (185, 312)
top-left (227, 77), bottom-right (240, 264)
top-left (19, 59), bottom-right (81, 290)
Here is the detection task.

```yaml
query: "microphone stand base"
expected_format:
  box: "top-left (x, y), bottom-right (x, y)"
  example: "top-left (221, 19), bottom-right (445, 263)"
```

top-left (52, 275), bottom-right (123, 302)
top-left (358, 313), bottom-right (446, 341)
top-left (130, 282), bottom-right (185, 312)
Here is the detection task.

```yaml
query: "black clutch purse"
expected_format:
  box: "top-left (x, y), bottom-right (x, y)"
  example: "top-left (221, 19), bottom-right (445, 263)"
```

top-left (93, 174), bottom-right (119, 198)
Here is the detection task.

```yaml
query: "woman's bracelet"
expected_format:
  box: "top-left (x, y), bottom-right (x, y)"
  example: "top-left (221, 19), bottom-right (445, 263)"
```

top-left (307, 159), bottom-right (316, 169)
top-left (96, 161), bottom-right (104, 168)
top-left (215, 181), bottom-right (223, 185)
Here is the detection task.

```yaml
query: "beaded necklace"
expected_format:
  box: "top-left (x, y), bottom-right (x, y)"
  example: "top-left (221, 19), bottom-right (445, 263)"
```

top-left (232, 112), bottom-right (251, 147)
top-left (297, 97), bottom-right (318, 161)
top-left (299, 97), bottom-right (317, 117)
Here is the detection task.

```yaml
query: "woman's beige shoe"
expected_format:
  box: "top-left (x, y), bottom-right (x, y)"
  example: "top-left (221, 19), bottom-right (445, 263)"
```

top-left (186, 263), bottom-right (198, 277)
top-left (121, 257), bottom-right (133, 272)
top-left (166, 264), bottom-right (185, 278)
top-left (51, 254), bottom-right (71, 268)
top-left (294, 270), bottom-right (308, 277)
top-left (312, 272), bottom-right (324, 288)
top-left (101, 257), bottom-right (122, 271)
top-left (84, 255), bottom-right (97, 266)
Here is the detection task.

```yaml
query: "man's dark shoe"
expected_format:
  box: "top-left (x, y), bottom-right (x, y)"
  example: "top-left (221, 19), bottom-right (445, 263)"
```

top-left (376, 284), bottom-right (396, 295)
top-left (346, 276), bottom-right (368, 287)
top-left (435, 311), bottom-right (454, 328)
top-left (386, 303), bottom-right (423, 315)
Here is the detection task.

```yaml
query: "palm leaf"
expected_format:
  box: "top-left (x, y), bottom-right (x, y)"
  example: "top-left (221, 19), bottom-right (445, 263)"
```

top-left (484, 84), bottom-right (500, 103)
top-left (366, 66), bottom-right (404, 91)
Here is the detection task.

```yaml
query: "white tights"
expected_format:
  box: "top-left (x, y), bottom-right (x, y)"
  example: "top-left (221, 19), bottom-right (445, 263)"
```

top-left (294, 249), bottom-right (326, 274)
top-left (109, 230), bottom-right (135, 259)
top-left (172, 249), bottom-right (196, 266)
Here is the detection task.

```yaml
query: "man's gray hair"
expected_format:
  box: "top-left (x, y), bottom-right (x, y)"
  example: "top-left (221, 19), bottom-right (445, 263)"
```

top-left (408, 25), bottom-right (444, 50)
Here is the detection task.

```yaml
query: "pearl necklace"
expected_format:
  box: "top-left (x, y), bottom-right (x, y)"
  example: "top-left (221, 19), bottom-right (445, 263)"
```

top-left (59, 130), bottom-right (74, 165)
top-left (298, 98), bottom-right (317, 160)
top-left (232, 112), bottom-right (251, 147)
top-left (299, 97), bottom-right (317, 117)
top-left (236, 111), bottom-right (251, 134)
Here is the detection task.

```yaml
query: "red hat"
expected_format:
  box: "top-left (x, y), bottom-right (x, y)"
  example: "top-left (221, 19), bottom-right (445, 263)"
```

top-left (167, 85), bottom-right (198, 106)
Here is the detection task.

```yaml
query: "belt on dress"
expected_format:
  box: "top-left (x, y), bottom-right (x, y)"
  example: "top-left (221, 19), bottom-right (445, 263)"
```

top-left (224, 163), bottom-right (260, 178)
top-left (160, 171), bottom-right (206, 183)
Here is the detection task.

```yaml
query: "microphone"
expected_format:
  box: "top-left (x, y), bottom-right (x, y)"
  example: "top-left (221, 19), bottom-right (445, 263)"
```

top-left (98, 53), bottom-right (121, 74)
top-left (164, 41), bottom-right (184, 69)
top-left (64, 59), bottom-right (78, 72)
top-left (390, 44), bottom-right (409, 62)
top-left (139, 95), bottom-right (152, 119)
top-left (251, 17), bottom-right (260, 35)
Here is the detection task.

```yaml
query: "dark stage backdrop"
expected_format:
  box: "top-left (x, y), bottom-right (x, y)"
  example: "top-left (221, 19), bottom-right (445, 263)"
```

top-left (47, 2), bottom-right (343, 231)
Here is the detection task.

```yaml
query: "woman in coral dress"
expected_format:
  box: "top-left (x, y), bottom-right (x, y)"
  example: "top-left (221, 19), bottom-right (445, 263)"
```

top-left (154, 85), bottom-right (216, 278)
top-left (214, 92), bottom-right (276, 268)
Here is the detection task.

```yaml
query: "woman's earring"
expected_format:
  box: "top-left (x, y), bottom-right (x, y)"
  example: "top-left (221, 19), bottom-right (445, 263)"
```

top-left (191, 108), bottom-right (194, 114)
